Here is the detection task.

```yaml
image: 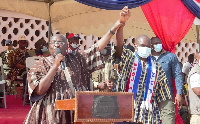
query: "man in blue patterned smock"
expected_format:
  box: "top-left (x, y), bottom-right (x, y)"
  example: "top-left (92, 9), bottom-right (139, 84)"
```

top-left (112, 7), bottom-right (172, 124)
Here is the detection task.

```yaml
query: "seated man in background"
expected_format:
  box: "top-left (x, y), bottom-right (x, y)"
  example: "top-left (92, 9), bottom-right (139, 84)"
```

top-left (7, 35), bottom-right (28, 101)
top-left (25, 38), bottom-right (50, 57)
top-left (0, 39), bottom-right (14, 107)
top-left (0, 39), bottom-right (14, 77)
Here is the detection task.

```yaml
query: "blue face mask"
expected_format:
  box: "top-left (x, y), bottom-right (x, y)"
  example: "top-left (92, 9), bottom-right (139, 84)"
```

top-left (154, 44), bottom-right (162, 52)
top-left (137, 47), bottom-right (151, 58)
top-left (41, 46), bottom-right (48, 52)
top-left (70, 43), bottom-right (80, 49)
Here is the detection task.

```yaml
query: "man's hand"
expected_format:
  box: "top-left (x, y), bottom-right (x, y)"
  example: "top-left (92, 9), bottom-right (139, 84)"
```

top-left (16, 63), bottom-right (26, 69)
top-left (106, 80), bottom-right (114, 90)
top-left (119, 6), bottom-right (131, 23)
top-left (98, 82), bottom-right (107, 90)
top-left (54, 53), bottom-right (64, 67)
top-left (175, 94), bottom-right (183, 108)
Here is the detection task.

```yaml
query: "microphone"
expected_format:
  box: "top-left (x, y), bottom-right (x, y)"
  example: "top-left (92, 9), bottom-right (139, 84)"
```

top-left (54, 48), bottom-right (66, 70)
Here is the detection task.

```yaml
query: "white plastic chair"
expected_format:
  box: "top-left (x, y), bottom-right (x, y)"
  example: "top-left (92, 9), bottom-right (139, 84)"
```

top-left (0, 57), bottom-right (7, 109)
top-left (23, 56), bottom-right (41, 106)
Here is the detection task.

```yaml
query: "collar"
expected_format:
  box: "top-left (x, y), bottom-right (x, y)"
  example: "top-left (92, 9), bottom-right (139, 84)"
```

top-left (151, 49), bottom-right (166, 60)
top-left (160, 49), bottom-right (166, 55)
top-left (150, 49), bottom-right (166, 56)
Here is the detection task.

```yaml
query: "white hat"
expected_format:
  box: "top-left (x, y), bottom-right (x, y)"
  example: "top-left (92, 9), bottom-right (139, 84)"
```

top-left (18, 35), bottom-right (27, 41)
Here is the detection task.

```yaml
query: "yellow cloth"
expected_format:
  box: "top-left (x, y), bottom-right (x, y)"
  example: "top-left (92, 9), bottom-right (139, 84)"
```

top-left (184, 84), bottom-right (188, 91)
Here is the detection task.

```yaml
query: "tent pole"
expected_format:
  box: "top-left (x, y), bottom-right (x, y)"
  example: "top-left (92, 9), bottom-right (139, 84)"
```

top-left (197, 25), bottom-right (200, 52)
top-left (48, 2), bottom-right (51, 48)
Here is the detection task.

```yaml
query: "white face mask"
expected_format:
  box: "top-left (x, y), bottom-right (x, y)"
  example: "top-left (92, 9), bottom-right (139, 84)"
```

top-left (41, 46), bottom-right (48, 52)
top-left (154, 44), bottom-right (162, 52)
top-left (101, 49), bottom-right (107, 55)
top-left (137, 47), bottom-right (151, 58)
top-left (70, 43), bottom-right (80, 49)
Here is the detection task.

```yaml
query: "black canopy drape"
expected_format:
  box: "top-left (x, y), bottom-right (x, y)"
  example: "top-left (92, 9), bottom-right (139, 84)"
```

top-left (182, 0), bottom-right (200, 19)
top-left (75, 0), bottom-right (152, 10)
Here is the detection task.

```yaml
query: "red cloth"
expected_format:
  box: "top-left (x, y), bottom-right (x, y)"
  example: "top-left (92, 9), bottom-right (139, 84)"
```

top-left (141, 0), bottom-right (195, 53)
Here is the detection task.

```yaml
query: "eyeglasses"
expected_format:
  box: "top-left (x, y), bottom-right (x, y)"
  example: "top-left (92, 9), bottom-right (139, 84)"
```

top-left (50, 41), bottom-right (65, 47)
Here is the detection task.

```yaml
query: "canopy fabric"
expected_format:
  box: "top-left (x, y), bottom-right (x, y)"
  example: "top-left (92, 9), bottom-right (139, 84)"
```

top-left (182, 0), bottom-right (200, 19)
top-left (0, 0), bottom-right (49, 20)
top-left (50, 2), bottom-right (155, 39)
top-left (74, 0), bottom-right (152, 10)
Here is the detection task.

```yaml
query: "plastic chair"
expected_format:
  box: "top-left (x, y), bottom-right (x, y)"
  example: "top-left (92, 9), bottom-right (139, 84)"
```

top-left (13, 77), bottom-right (23, 98)
top-left (23, 56), bottom-right (41, 106)
top-left (0, 57), bottom-right (7, 109)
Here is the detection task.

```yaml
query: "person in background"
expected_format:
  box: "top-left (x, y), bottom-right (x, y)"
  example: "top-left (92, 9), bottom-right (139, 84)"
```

top-left (92, 43), bottom-right (116, 92)
top-left (151, 37), bottom-right (183, 124)
top-left (66, 33), bottom-right (80, 54)
top-left (0, 39), bottom-right (14, 108)
top-left (0, 39), bottom-right (14, 76)
top-left (8, 35), bottom-right (28, 83)
top-left (187, 52), bottom-right (200, 124)
top-left (23, 39), bottom-right (50, 103)
top-left (182, 54), bottom-right (194, 84)
top-left (25, 38), bottom-right (50, 57)
top-left (179, 62), bottom-right (190, 124)
top-left (7, 35), bottom-right (29, 102)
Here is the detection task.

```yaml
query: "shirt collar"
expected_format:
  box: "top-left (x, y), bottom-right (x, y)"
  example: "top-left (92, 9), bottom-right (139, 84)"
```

top-left (160, 49), bottom-right (166, 55)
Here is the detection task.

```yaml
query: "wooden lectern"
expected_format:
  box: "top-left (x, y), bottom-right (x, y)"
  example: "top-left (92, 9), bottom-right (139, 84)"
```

top-left (55, 91), bottom-right (134, 123)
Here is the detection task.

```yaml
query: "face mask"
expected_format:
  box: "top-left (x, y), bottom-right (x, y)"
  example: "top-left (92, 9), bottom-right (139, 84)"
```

top-left (70, 43), bottom-right (80, 49)
top-left (154, 44), bottom-right (162, 52)
top-left (101, 49), bottom-right (107, 55)
top-left (41, 46), bottom-right (48, 52)
top-left (137, 47), bottom-right (151, 58)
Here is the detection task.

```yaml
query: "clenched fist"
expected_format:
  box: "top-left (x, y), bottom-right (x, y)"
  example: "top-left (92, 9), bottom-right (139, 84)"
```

top-left (54, 53), bottom-right (64, 67)
top-left (119, 6), bottom-right (131, 23)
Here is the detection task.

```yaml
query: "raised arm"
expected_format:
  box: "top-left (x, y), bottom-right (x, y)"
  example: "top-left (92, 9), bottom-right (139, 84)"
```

top-left (115, 25), bottom-right (124, 57)
top-left (97, 20), bottom-right (123, 52)
top-left (97, 6), bottom-right (131, 52)
top-left (115, 6), bottom-right (131, 57)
